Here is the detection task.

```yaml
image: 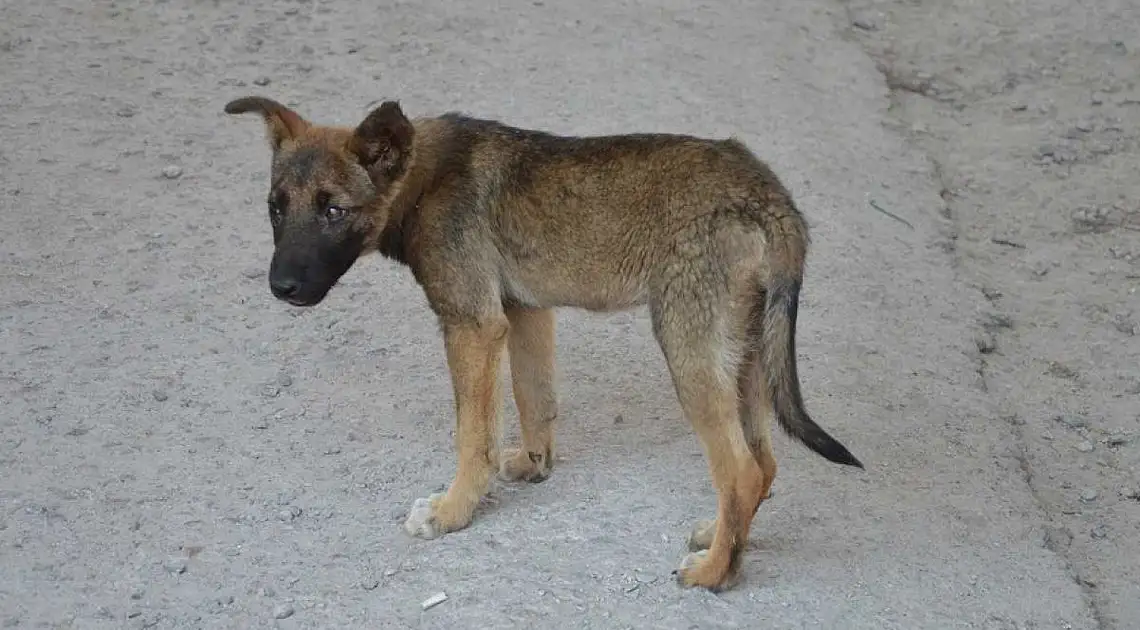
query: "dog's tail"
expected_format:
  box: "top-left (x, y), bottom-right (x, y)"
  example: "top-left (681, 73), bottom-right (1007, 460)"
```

top-left (759, 210), bottom-right (864, 469)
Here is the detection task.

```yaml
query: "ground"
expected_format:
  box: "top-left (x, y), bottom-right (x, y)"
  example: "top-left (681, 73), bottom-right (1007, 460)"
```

top-left (0, 0), bottom-right (1136, 628)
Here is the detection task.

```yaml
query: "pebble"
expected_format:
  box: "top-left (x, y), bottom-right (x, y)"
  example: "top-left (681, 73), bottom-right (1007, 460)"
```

top-left (1075, 440), bottom-right (1094, 453)
top-left (1043, 526), bottom-right (1072, 551)
top-left (1104, 433), bottom-right (1131, 447)
top-left (975, 333), bottom-right (997, 354)
top-left (116, 105), bottom-right (138, 118)
top-left (272, 604), bottom-right (294, 619)
top-left (1119, 487), bottom-right (1139, 500)
top-left (253, 76), bottom-right (271, 86)
top-left (276, 506), bottom-right (303, 522)
top-left (1114, 317), bottom-right (1137, 336)
top-left (361, 579), bottom-right (379, 591)
top-left (1071, 205), bottom-right (1112, 232)
top-left (1090, 524), bottom-right (1108, 539)
top-left (421, 592), bottom-right (448, 610)
top-left (261, 385), bottom-right (281, 398)
top-left (252, 418), bottom-right (269, 430)
top-left (151, 389), bottom-right (169, 402)
top-left (276, 374), bottom-right (293, 388)
top-left (1080, 488), bottom-right (1099, 502)
top-left (161, 165), bottom-right (183, 179)
top-left (259, 586), bottom-right (276, 597)
top-left (242, 268), bottom-right (263, 279)
top-left (1055, 414), bottom-right (1086, 429)
top-left (163, 557), bottom-right (187, 574)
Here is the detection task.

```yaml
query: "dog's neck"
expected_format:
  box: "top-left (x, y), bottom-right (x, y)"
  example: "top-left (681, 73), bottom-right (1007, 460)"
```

top-left (371, 118), bottom-right (448, 264)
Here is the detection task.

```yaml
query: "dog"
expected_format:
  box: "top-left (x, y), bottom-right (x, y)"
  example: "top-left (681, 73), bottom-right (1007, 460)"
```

top-left (223, 95), bottom-right (863, 591)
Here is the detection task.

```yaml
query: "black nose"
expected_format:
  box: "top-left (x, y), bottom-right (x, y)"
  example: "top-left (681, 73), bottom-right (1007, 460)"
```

top-left (270, 278), bottom-right (299, 299)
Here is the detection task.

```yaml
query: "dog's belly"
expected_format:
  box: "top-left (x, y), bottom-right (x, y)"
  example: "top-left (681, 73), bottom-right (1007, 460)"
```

top-left (500, 264), bottom-right (647, 312)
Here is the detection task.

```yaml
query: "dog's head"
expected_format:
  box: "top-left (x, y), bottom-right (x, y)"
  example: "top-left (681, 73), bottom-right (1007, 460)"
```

top-left (224, 96), bottom-right (414, 306)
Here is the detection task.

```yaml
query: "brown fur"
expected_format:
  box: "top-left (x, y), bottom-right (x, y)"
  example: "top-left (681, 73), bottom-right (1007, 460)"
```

top-left (223, 95), bottom-right (864, 591)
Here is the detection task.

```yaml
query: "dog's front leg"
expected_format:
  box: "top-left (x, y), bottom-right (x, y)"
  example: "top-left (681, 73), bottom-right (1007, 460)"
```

top-left (404, 316), bottom-right (509, 539)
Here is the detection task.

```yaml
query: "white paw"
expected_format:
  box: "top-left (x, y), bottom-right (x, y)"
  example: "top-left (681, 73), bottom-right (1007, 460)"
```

top-left (402, 493), bottom-right (445, 540)
top-left (678, 550), bottom-right (708, 574)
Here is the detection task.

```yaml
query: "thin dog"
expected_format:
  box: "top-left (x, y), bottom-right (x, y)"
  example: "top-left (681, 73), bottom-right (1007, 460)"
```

top-left (223, 95), bottom-right (864, 591)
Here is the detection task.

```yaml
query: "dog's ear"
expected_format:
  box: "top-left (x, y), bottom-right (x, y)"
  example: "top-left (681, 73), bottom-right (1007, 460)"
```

top-left (346, 101), bottom-right (414, 178)
top-left (223, 96), bottom-right (310, 151)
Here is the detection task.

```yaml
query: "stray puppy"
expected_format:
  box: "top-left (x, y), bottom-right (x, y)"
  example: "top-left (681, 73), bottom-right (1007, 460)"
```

top-left (223, 95), bottom-right (863, 591)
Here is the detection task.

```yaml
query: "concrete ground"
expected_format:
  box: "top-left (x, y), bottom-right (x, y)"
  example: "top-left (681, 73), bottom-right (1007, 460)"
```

top-left (0, 0), bottom-right (1134, 628)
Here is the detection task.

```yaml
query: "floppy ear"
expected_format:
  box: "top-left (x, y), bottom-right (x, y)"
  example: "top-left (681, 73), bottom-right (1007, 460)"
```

top-left (346, 101), bottom-right (414, 179)
top-left (223, 96), bottom-right (310, 151)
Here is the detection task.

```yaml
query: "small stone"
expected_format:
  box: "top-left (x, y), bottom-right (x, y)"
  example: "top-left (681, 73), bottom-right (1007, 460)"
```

top-left (252, 418), bottom-right (269, 430)
top-left (216, 594), bottom-right (234, 606)
top-left (982, 313), bottom-right (1013, 331)
top-left (261, 385), bottom-right (280, 398)
top-left (259, 586), bottom-right (276, 597)
top-left (1041, 430), bottom-right (1054, 441)
top-left (276, 506), bottom-right (302, 521)
top-left (161, 165), bottom-right (183, 179)
top-left (1071, 205), bottom-right (1113, 233)
top-left (1104, 433), bottom-right (1131, 447)
top-left (152, 390), bottom-right (169, 402)
top-left (323, 445), bottom-right (342, 455)
top-left (975, 333), bottom-right (997, 354)
top-left (1075, 120), bottom-right (1095, 133)
top-left (361, 579), bottom-right (379, 590)
top-left (130, 589), bottom-right (145, 600)
top-left (95, 606), bottom-right (114, 619)
top-left (116, 105), bottom-right (138, 118)
top-left (421, 592), bottom-right (448, 610)
top-left (383, 568), bottom-right (397, 577)
top-left (1043, 526), bottom-right (1073, 551)
top-left (1075, 441), bottom-right (1094, 453)
top-left (276, 374), bottom-right (293, 388)
top-left (1011, 103), bottom-right (1029, 112)
top-left (253, 76), bottom-right (271, 86)
top-left (272, 604), bottom-right (294, 619)
top-left (164, 557), bottom-right (187, 574)
top-left (1080, 488), bottom-right (1099, 502)
top-left (1055, 414), bottom-right (1086, 429)
top-left (242, 268), bottom-right (263, 280)
top-left (1112, 314), bottom-right (1136, 336)
top-left (1119, 487), bottom-right (1139, 500)
top-left (1047, 362), bottom-right (1079, 380)
top-left (1090, 524), bottom-right (1108, 539)
top-left (852, 16), bottom-right (877, 31)
top-left (613, 414), bottom-right (624, 424)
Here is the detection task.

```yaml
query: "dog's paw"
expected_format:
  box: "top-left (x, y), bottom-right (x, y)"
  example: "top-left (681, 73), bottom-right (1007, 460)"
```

top-left (498, 448), bottom-right (552, 483)
top-left (674, 550), bottom-right (709, 586)
top-left (687, 519), bottom-right (716, 552)
top-left (403, 493), bottom-right (445, 540)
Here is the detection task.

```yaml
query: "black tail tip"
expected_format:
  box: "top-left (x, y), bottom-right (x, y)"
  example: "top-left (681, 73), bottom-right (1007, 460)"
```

top-left (812, 438), bottom-right (865, 469)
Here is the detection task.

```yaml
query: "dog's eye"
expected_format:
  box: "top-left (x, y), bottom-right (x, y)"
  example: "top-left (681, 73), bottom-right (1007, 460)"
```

top-left (324, 206), bottom-right (347, 221)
